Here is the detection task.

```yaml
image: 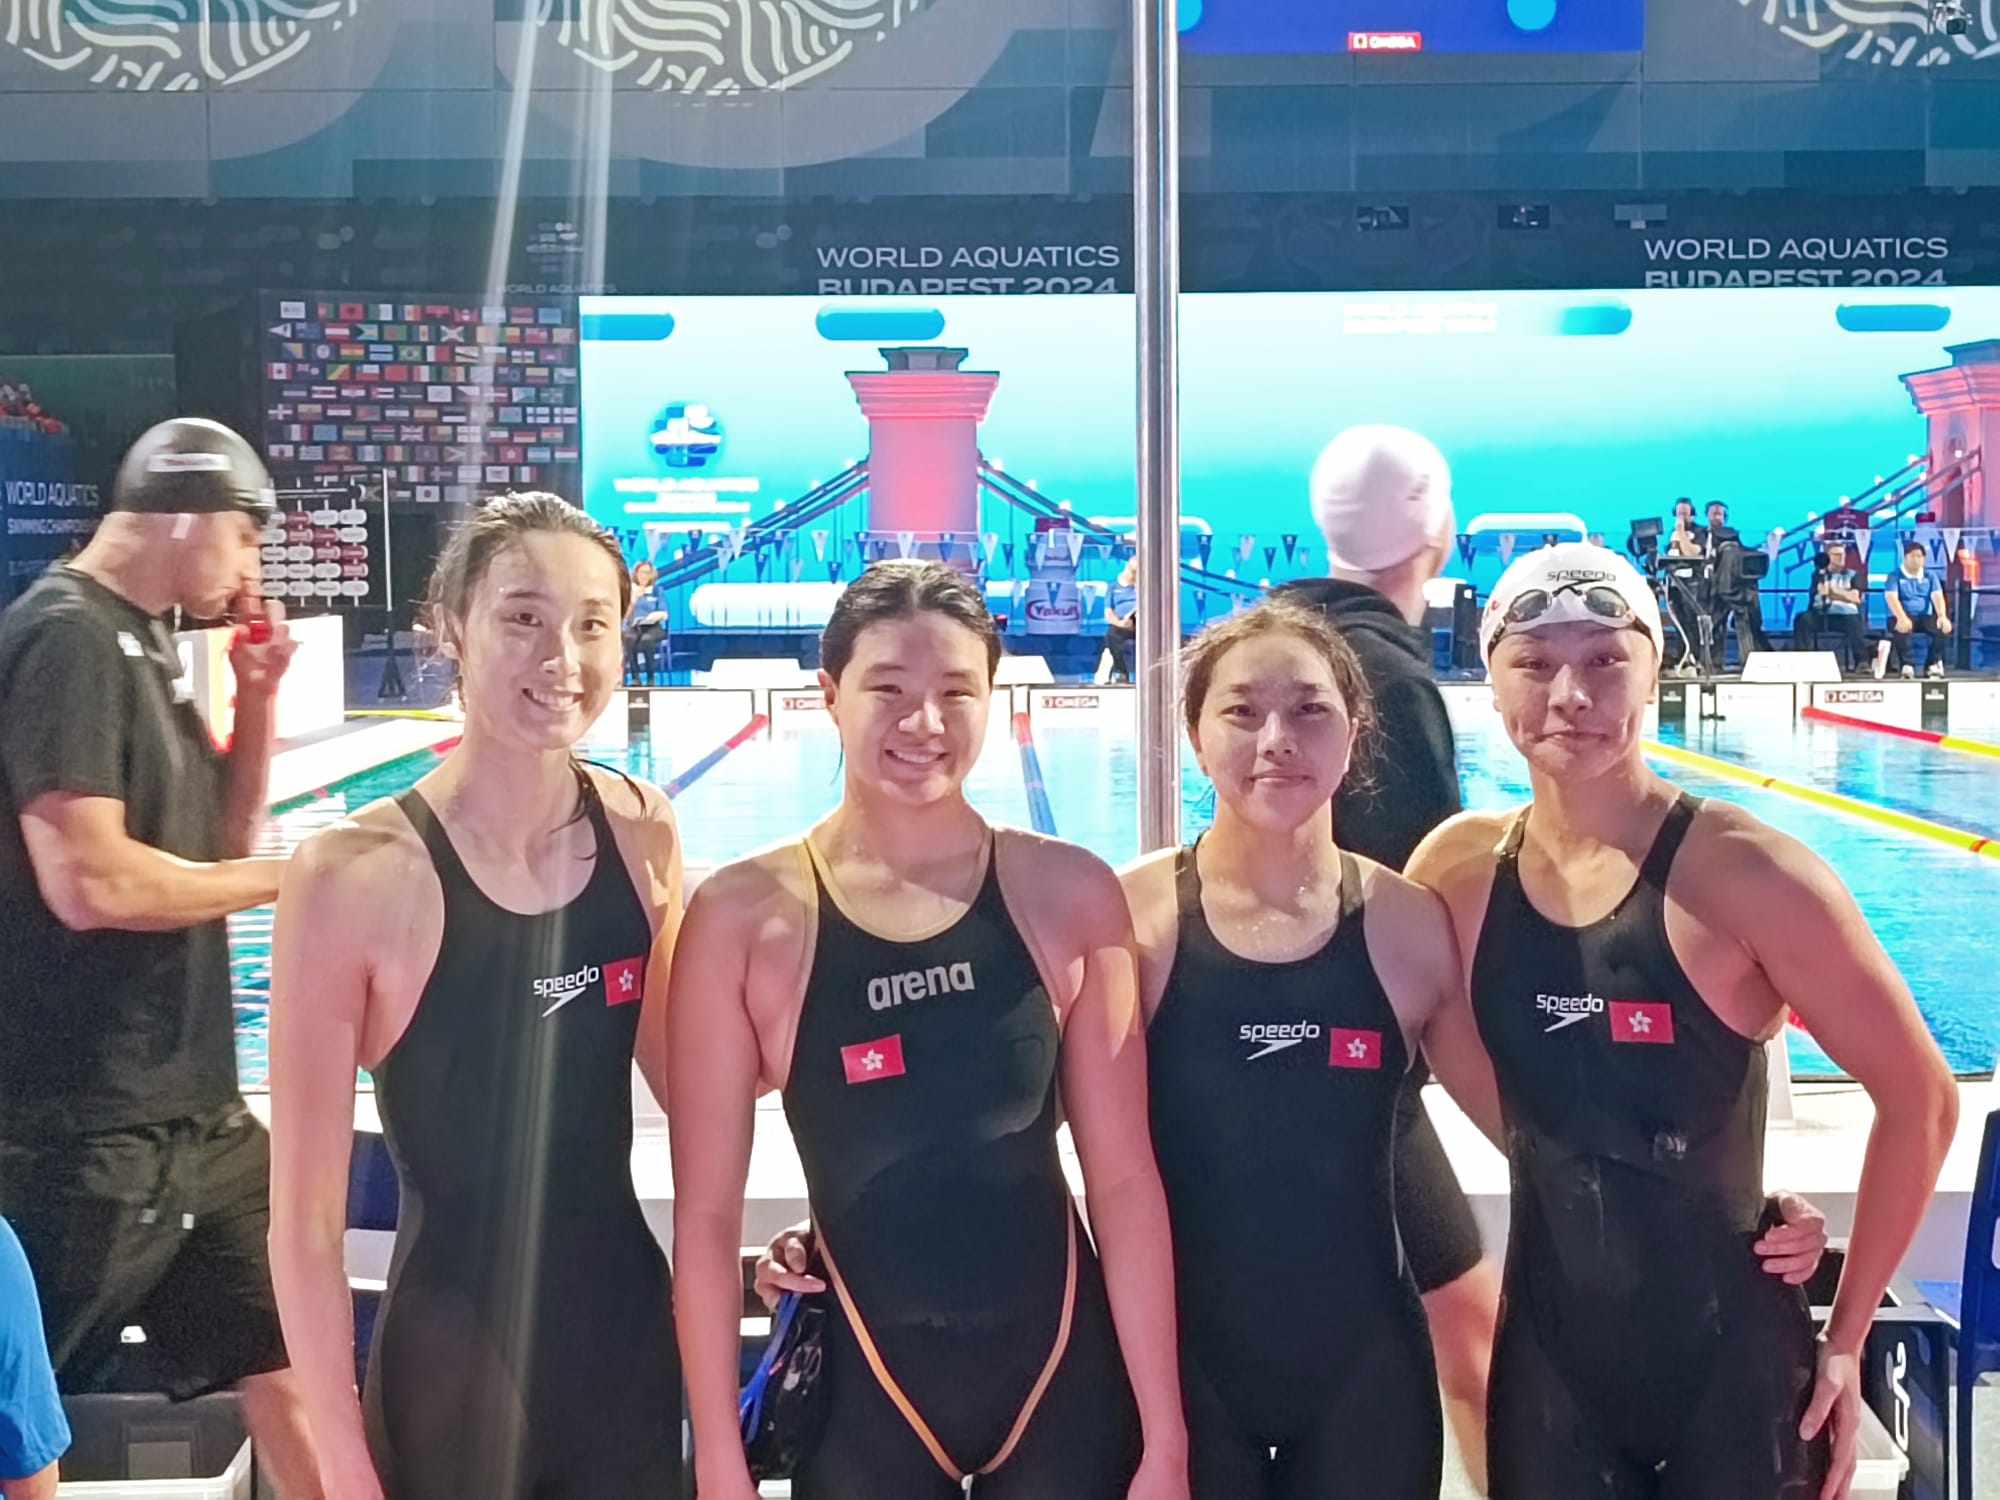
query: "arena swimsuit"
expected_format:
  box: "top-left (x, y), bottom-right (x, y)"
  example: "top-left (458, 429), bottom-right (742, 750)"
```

top-left (363, 774), bottom-right (681, 1500)
top-left (781, 833), bottom-right (1139, 1499)
top-left (1470, 793), bottom-right (1826, 1499)
top-left (1147, 844), bottom-right (1442, 1500)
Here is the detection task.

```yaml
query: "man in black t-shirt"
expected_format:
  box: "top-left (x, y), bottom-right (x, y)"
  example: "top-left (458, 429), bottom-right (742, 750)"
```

top-left (0, 419), bottom-right (322, 1496)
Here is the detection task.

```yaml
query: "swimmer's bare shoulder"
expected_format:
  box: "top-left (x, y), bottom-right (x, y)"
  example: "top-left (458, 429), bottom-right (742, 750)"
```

top-left (289, 796), bottom-right (440, 949)
top-left (1406, 809), bottom-right (1517, 967)
top-left (678, 837), bottom-right (817, 1015)
top-left (998, 826), bottom-right (1132, 953)
top-left (1666, 796), bottom-right (1870, 958)
top-left (582, 764), bottom-right (682, 926)
top-left (277, 798), bottom-right (444, 1061)
top-left (1349, 853), bottom-right (1462, 1030)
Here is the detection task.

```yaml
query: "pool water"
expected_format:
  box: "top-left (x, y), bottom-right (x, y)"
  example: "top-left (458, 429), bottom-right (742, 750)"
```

top-left (229, 711), bottom-right (2000, 1086)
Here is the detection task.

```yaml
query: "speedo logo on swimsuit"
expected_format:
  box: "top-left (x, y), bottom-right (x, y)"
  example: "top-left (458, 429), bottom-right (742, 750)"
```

top-left (534, 956), bottom-right (645, 1018)
top-left (866, 963), bottom-right (975, 1012)
top-left (1241, 1021), bottom-right (1321, 1061)
top-left (1536, 991), bottom-right (1606, 1032)
top-left (535, 964), bottom-right (600, 1017)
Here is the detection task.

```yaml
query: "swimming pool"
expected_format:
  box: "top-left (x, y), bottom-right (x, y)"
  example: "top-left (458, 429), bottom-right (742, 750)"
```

top-left (228, 707), bottom-right (2000, 1086)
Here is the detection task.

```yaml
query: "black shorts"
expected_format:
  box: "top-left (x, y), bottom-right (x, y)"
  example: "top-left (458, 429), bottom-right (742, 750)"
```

top-left (1393, 1064), bottom-right (1486, 1297)
top-left (0, 1102), bottom-right (289, 1399)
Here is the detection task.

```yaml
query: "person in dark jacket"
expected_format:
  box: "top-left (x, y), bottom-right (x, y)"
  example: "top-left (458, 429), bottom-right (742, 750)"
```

top-left (1275, 424), bottom-right (1498, 1489)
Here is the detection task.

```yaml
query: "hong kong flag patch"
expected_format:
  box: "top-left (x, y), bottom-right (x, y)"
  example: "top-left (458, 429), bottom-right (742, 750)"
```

top-left (1610, 1001), bottom-right (1675, 1045)
top-left (842, 1035), bottom-right (907, 1085)
top-left (603, 955), bottom-right (645, 1008)
top-left (1328, 1028), bottom-right (1384, 1070)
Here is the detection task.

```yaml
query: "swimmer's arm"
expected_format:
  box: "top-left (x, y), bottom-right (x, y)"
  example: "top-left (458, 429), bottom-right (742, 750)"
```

top-left (1723, 832), bottom-right (1957, 1358)
top-left (1115, 849), bottom-right (1180, 1027)
top-left (1414, 955), bottom-right (1506, 1153)
top-left (217, 688), bottom-right (277, 859)
top-left (665, 882), bottom-right (764, 1499)
top-left (265, 834), bottom-right (387, 1499)
top-left (1056, 862), bottom-right (1188, 1467)
top-left (621, 779), bottom-right (685, 1112)
top-left (1405, 816), bottom-right (1509, 1152)
top-left (18, 791), bottom-right (282, 931)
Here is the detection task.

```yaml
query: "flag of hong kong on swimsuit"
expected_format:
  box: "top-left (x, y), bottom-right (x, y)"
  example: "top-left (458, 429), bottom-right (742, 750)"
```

top-left (842, 1035), bottom-right (907, 1085)
top-left (1609, 1001), bottom-right (1675, 1045)
top-left (1328, 1028), bottom-right (1383, 1070)
top-left (603, 956), bottom-right (645, 1007)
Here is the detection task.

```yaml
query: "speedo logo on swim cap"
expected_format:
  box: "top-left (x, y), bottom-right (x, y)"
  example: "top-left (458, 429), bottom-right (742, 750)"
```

top-left (867, 963), bottom-right (975, 1012)
top-left (1546, 569), bottom-right (1615, 584)
top-left (1536, 992), bottom-right (1605, 1033)
top-left (1241, 1020), bottom-right (1321, 1061)
top-left (534, 963), bottom-right (601, 1017)
top-left (147, 453), bottom-right (233, 473)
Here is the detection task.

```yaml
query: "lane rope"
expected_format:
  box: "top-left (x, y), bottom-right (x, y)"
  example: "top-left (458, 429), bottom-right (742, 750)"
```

top-left (1012, 712), bottom-right (1059, 837)
top-left (1801, 705), bottom-right (2000, 763)
top-left (1643, 738), bottom-right (2000, 861)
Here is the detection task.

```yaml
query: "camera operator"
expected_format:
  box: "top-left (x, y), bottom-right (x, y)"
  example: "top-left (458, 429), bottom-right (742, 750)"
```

top-left (1668, 498), bottom-right (1702, 559)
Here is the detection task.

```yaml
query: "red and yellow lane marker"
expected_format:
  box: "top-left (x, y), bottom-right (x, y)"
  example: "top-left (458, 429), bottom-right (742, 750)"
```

top-left (1801, 706), bottom-right (2000, 763)
top-left (1643, 738), bottom-right (2000, 860)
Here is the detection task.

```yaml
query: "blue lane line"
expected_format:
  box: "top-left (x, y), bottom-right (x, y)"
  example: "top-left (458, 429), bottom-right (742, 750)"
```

top-left (662, 714), bottom-right (769, 799)
top-left (1012, 712), bottom-right (1059, 836)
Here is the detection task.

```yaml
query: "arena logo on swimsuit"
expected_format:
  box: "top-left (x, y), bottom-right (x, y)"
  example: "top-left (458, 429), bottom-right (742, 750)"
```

top-left (866, 963), bottom-right (975, 1012)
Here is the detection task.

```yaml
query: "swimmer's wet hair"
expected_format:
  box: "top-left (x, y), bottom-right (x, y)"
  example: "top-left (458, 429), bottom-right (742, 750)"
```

top-left (424, 491), bottom-right (632, 651)
top-left (1180, 596), bottom-right (1380, 789)
top-left (821, 559), bottom-right (1003, 682)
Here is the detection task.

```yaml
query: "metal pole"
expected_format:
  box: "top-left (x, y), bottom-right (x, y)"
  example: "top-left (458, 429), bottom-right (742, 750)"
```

top-left (1133, 0), bottom-right (1182, 854)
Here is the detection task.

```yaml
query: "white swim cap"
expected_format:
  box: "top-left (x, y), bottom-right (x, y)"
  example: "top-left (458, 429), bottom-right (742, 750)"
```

top-left (1480, 543), bottom-right (1663, 667)
top-left (1308, 425), bottom-right (1455, 572)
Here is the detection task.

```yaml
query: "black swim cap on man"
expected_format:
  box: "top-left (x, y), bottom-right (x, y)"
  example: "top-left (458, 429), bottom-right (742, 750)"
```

top-left (111, 419), bottom-right (275, 522)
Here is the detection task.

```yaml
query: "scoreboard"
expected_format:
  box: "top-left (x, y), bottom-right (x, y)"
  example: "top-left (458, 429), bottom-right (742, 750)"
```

top-left (1179, 0), bottom-right (1646, 55)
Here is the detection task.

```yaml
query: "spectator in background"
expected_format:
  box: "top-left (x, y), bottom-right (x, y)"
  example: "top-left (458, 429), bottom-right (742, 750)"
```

top-left (1668, 498), bottom-right (1702, 558)
top-left (1816, 540), bottom-right (1872, 675)
top-left (1, 1217), bottom-right (67, 1500)
top-left (1104, 554), bottom-right (1139, 683)
top-left (1886, 541), bottom-right (1953, 680)
top-left (1700, 499), bottom-right (1737, 555)
top-left (624, 558), bottom-right (669, 684)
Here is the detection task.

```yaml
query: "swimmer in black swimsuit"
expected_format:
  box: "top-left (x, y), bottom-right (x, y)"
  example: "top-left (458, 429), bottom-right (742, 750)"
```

top-left (669, 562), bottom-right (1188, 1500)
top-left (1122, 599), bottom-right (1464, 1499)
top-left (1411, 543), bottom-right (1957, 1500)
top-left (268, 495), bottom-right (686, 1500)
